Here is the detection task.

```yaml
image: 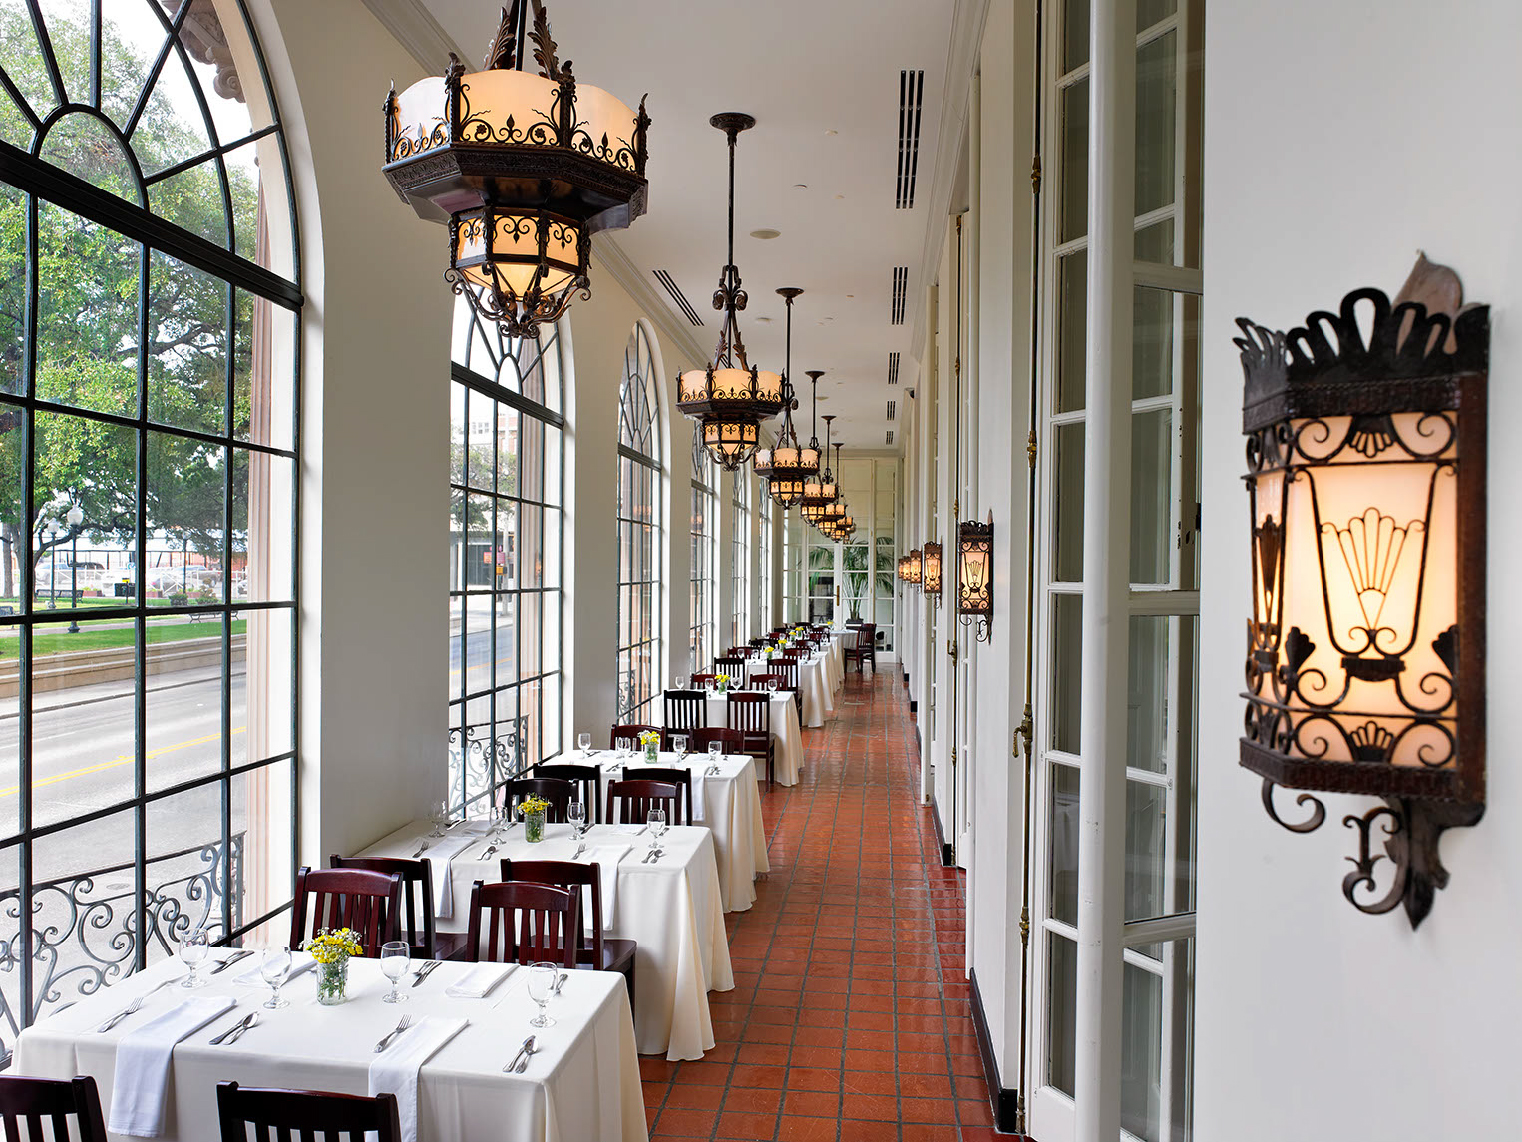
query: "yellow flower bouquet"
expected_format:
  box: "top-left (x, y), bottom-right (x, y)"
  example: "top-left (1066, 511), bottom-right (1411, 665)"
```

top-left (638, 728), bottom-right (661, 764)
top-left (519, 794), bottom-right (551, 843)
top-left (304, 927), bottom-right (362, 1004)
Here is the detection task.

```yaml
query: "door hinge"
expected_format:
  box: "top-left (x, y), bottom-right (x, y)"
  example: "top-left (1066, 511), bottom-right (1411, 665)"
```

top-left (1026, 428), bottom-right (1037, 470)
top-left (1030, 155), bottom-right (1042, 195)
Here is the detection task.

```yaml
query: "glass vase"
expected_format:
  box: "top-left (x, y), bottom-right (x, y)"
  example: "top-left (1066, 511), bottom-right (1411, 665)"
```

top-left (644, 740), bottom-right (659, 765)
top-left (525, 807), bottom-right (546, 843)
top-left (316, 956), bottom-right (349, 1005)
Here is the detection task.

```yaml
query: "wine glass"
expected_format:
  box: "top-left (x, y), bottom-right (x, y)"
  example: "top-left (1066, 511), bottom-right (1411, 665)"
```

top-left (671, 734), bottom-right (688, 763)
top-left (260, 947), bottom-right (292, 1009)
top-left (646, 807), bottom-right (667, 856)
top-left (180, 928), bottom-right (209, 988)
top-left (429, 799), bottom-right (450, 837)
top-left (380, 941), bottom-right (411, 1004)
top-left (577, 731), bottom-right (591, 758)
top-left (527, 962), bottom-right (558, 1028)
top-left (489, 805), bottom-right (507, 840)
top-left (568, 800), bottom-right (586, 837)
top-left (766, 678), bottom-right (778, 693)
top-left (617, 736), bottom-right (633, 760)
top-left (707, 741), bottom-right (722, 769)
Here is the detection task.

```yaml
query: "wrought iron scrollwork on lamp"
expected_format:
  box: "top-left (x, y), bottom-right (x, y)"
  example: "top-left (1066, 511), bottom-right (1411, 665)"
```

top-left (957, 513), bottom-right (993, 643)
top-left (675, 113), bottom-right (784, 470)
top-left (1237, 254), bottom-right (1488, 929)
top-left (754, 293), bottom-right (820, 507)
top-left (383, 0), bottom-right (650, 338)
top-left (800, 415), bottom-right (841, 526)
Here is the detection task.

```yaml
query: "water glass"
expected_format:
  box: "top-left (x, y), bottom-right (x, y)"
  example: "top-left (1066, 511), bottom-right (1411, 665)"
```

top-left (429, 799), bottom-right (450, 837)
top-left (766, 678), bottom-right (778, 693)
top-left (489, 805), bottom-right (507, 840)
top-left (527, 962), bottom-right (558, 1028)
top-left (568, 800), bottom-right (586, 837)
top-left (708, 741), bottom-right (722, 767)
top-left (671, 734), bottom-right (688, 762)
top-left (616, 736), bottom-right (633, 759)
top-left (577, 731), bottom-right (591, 757)
top-left (260, 947), bottom-right (292, 1009)
top-left (646, 807), bottom-right (667, 854)
top-left (380, 941), bottom-right (411, 1004)
top-left (180, 928), bottom-right (209, 988)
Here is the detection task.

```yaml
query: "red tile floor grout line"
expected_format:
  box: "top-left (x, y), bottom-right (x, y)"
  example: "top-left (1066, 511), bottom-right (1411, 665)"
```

top-left (639, 669), bottom-right (1003, 1142)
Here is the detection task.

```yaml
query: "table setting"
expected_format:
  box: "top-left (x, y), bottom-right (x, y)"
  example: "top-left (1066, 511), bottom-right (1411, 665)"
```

top-left (13, 942), bottom-right (646, 1142)
top-left (361, 813), bottom-right (733, 1060)
top-left (737, 647), bottom-right (836, 729)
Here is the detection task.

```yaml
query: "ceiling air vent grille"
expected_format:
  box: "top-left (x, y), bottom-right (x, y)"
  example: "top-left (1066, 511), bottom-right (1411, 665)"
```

top-left (896, 70), bottom-right (925, 209)
top-left (652, 269), bottom-right (704, 326)
top-left (890, 266), bottom-right (908, 325)
top-left (886, 399), bottom-right (897, 421)
top-left (886, 430), bottom-right (895, 446)
top-left (888, 351), bottom-right (900, 385)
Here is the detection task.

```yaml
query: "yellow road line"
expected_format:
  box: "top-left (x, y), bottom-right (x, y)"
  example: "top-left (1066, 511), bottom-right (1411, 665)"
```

top-left (0, 726), bottom-right (247, 798)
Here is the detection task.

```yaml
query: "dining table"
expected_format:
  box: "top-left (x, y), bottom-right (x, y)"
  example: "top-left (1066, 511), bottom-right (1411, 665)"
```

top-left (740, 652), bottom-right (835, 729)
top-left (683, 687), bottom-right (805, 783)
top-left (13, 950), bottom-right (647, 1142)
top-left (360, 819), bottom-right (733, 1061)
top-left (576, 749), bottom-right (770, 912)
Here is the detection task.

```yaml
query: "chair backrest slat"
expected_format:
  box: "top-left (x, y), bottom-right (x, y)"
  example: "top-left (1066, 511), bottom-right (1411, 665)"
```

top-left (328, 856), bottom-right (436, 960)
top-left (291, 868), bottom-right (401, 958)
top-left (533, 764), bottom-right (602, 823)
top-left (501, 858), bottom-right (606, 965)
top-left (499, 778), bottom-right (574, 823)
top-left (216, 1082), bottom-right (402, 1142)
top-left (620, 766), bottom-right (692, 825)
top-left (662, 690), bottom-right (708, 738)
top-left (465, 881), bottom-right (578, 967)
top-left (606, 778), bottom-right (681, 826)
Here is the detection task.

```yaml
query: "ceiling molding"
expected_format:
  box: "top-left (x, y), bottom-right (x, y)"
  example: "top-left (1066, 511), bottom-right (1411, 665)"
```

top-left (591, 235), bottom-right (709, 374)
top-left (360, 0), bottom-right (466, 72)
top-left (908, 0), bottom-right (988, 366)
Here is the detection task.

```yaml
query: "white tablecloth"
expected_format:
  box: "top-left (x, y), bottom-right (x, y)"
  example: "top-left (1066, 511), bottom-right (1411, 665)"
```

top-left (585, 751), bottom-right (769, 912)
top-left (362, 821), bottom-right (733, 1061)
top-left (14, 954), bottom-right (646, 1142)
top-left (697, 690), bottom-right (803, 785)
top-left (740, 656), bottom-right (833, 728)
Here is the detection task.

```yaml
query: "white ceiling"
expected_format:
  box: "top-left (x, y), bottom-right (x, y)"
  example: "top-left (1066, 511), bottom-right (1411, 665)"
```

top-left (416, 0), bottom-right (960, 453)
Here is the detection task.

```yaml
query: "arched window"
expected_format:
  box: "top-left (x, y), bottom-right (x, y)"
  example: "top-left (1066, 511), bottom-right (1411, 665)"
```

top-left (616, 325), bottom-right (661, 719)
top-left (689, 427), bottom-right (716, 670)
top-left (448, 296), bottom-right (564, 813)
top-left (730, 466), bottom-right (750, 644)
top-left (0, 0), bottom-right (300, 1039)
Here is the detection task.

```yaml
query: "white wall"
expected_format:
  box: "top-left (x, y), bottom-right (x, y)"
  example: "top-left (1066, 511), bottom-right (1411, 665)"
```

top-left (255, 0), bottom-right (450, 866)
top-left (1198, 3), bottom-right (1522, 1137)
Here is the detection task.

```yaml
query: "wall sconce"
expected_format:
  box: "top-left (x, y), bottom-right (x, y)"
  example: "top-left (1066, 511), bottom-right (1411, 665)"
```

top-left (922, 542), bottom-right (942, 602)
top-left (957, 513), bottom-right (993, 643)
top-left (903, 549), bottom-right (922, 587)
top-left (1236, 256), bottom-right (1487, 929)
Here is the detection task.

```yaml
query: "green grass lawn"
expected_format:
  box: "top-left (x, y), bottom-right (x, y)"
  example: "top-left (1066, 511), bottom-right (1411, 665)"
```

top-left (0, 619), bottom-right (246, 657)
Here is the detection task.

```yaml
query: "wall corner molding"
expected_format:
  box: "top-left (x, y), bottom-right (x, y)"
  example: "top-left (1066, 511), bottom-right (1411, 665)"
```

top-left (593, 237), bottom-right (719, 373)
top-left (359, 0), bottom-right (464, 72)
top-left (969, 968), bottom-right (1032, 1138)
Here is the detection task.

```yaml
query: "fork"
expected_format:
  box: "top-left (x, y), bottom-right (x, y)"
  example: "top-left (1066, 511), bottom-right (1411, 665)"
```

top-left (97, 977), bottom-right (175, 1032)
top-left (412, 839), bottom-right (430, 858)
top-left (374, 1015), bottom-right (412, 1053)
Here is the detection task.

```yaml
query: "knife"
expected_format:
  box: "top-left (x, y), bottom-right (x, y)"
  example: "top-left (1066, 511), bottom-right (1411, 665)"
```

top-left (208, 1011), bottom-right (250, 1045)
top-left (503, 1034), bottom-right (535, 1073)
top-left (410, 960), bottom-right (441, 988)
top-left (210, 949), bottom-right (254, 975)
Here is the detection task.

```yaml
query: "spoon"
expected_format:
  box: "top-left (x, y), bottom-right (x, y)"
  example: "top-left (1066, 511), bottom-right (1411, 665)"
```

top-left (515, 1036), bottom-right (540, 1073)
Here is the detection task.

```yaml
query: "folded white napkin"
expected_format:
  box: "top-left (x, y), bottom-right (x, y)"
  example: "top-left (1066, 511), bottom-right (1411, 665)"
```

top-left (427, 834), bottom-right (478, 921)
top-left (610, 824), bottom-right (646, 836)
top-left (581, 845), bottom-right (631, 930)
top-left (108, 994), bottom-right (237, 1137)
top-left (369, 1016), bottom-right (470, 1142)
top-left (692, 771), bottom-right (713, 824)
top-left (444, 963), bottom-right (514, 998)
top-left (235, 954), bottom-right (316, 989)
top-left (456, 820), bottom-right (494, 837)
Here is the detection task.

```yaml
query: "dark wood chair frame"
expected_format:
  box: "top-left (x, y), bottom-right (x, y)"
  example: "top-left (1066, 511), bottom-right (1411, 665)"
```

top-left (726, 692), bottom-right (775, 789)
top-left (500, 858), bottom-right (637, 1000)
top-left (291, 867), bottom-right (402, 958)
top-left (464, 880), bottom-right (580, 967)
top-left (499, 777), bottom-right (575, 823)
top-left (533, 764), bottom-right (603, 823)
top-left (605, 778), bottom-right (682, 826)
top-left (328, 855), bottom-right (465, 961)
top-left (0, 1074), bottom-right (109, 1142)
top-left (608, 723), bottom-right (661, 750)
top-left (662, 690), bottom-right (708, 743)
top-left (620, 766), bottom-right (693, 825)
top-left (216, 1082), bottom-right (402, 1142)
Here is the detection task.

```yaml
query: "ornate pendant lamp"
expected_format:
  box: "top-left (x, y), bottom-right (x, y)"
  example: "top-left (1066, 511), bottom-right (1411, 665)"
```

top-left (812, 443), bottom-right (850, 532)
top-left (799, 415), bottom-right (842, 525)
top-left (676, 113), bottom-right (784, 470)
top-left (383, 0), bottom-right (650, 338)
top-left (754, 291), bottom-right (821, 506)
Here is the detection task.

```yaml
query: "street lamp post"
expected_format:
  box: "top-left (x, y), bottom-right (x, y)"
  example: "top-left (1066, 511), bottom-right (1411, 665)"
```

top-left (66, 503), bottom-right (82, 633)
top-left (43, 519), bottom-right (61, 610)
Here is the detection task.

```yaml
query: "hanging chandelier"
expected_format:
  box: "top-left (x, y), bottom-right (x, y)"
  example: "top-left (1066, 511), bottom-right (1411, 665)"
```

top-left (754, 292), bottom-right (820, 507)
top-left (811, 443), bottom-right (851, 531)
top-left (676, 113), bottom-right (784, 470)
top-left (799, 415), bottom-right (842, 525)
top-left (383, 0), bottom-right (650, 338)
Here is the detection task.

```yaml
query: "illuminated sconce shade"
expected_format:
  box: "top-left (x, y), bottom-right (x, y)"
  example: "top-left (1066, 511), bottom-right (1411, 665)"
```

top-left (957, 513), bottom-right (993, 642)
top-left (921, 542), bottom-right (942, 599)
top-left (1237, 257), bottom-right (1488, 929)
top-left (383, 0), bottom-right (649, 338)
top-left (903, 549), bottom-right (922, 587)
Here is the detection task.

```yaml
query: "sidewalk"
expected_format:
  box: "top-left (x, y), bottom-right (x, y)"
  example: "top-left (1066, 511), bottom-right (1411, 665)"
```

top-left (0, 661), bottom-right (246, 720)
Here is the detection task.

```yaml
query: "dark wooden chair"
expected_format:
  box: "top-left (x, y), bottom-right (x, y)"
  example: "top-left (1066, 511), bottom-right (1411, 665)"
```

top-left (608, 723), bottom-right (661, 750)
top-left (663, 689), bottom-right (708, 741)
top-left (748, 637), bottom-right (769, 648)
top-left (533, 764), bottom-right (602, 823)
top-left (499, 777), bottom-right (574, 823)
top-left (727, 692), bottom-right (775, 788)
top-left (714, 655), bottom-right (746, 681)
top-left (724, 646), bottom-right (750, 658)
top-left (464, 880), bottom-right (579, 967)
top-left (328, 855), bottom-right (465, 961)
top-left (500, 858), bottom-right (636, 999)
top-left (845, 622), bottom-right (877, 673)
top-left (689, 726), bottom-right (743, 758)
top-left (690, 672), bottom-right (718, 687)
top-left (620, 766), bottom-right (693, 825)
top-left (778, 648), bottom-right (806, 662)
top-left (291, 866), bottom-right (401, 957)
top-left (0, 1075), bottom-right (108, 1142)
top-left (216, 1082), bottom-right (401, 1142)
top-left (766, 658), bottom-right (805, 720)
top-left (606, 778), bottom-right (682, 826)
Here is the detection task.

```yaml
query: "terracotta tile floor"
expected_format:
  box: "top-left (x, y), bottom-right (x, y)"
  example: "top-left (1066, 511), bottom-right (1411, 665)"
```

top-left (640, 669), bottom-right (1001, 1141)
